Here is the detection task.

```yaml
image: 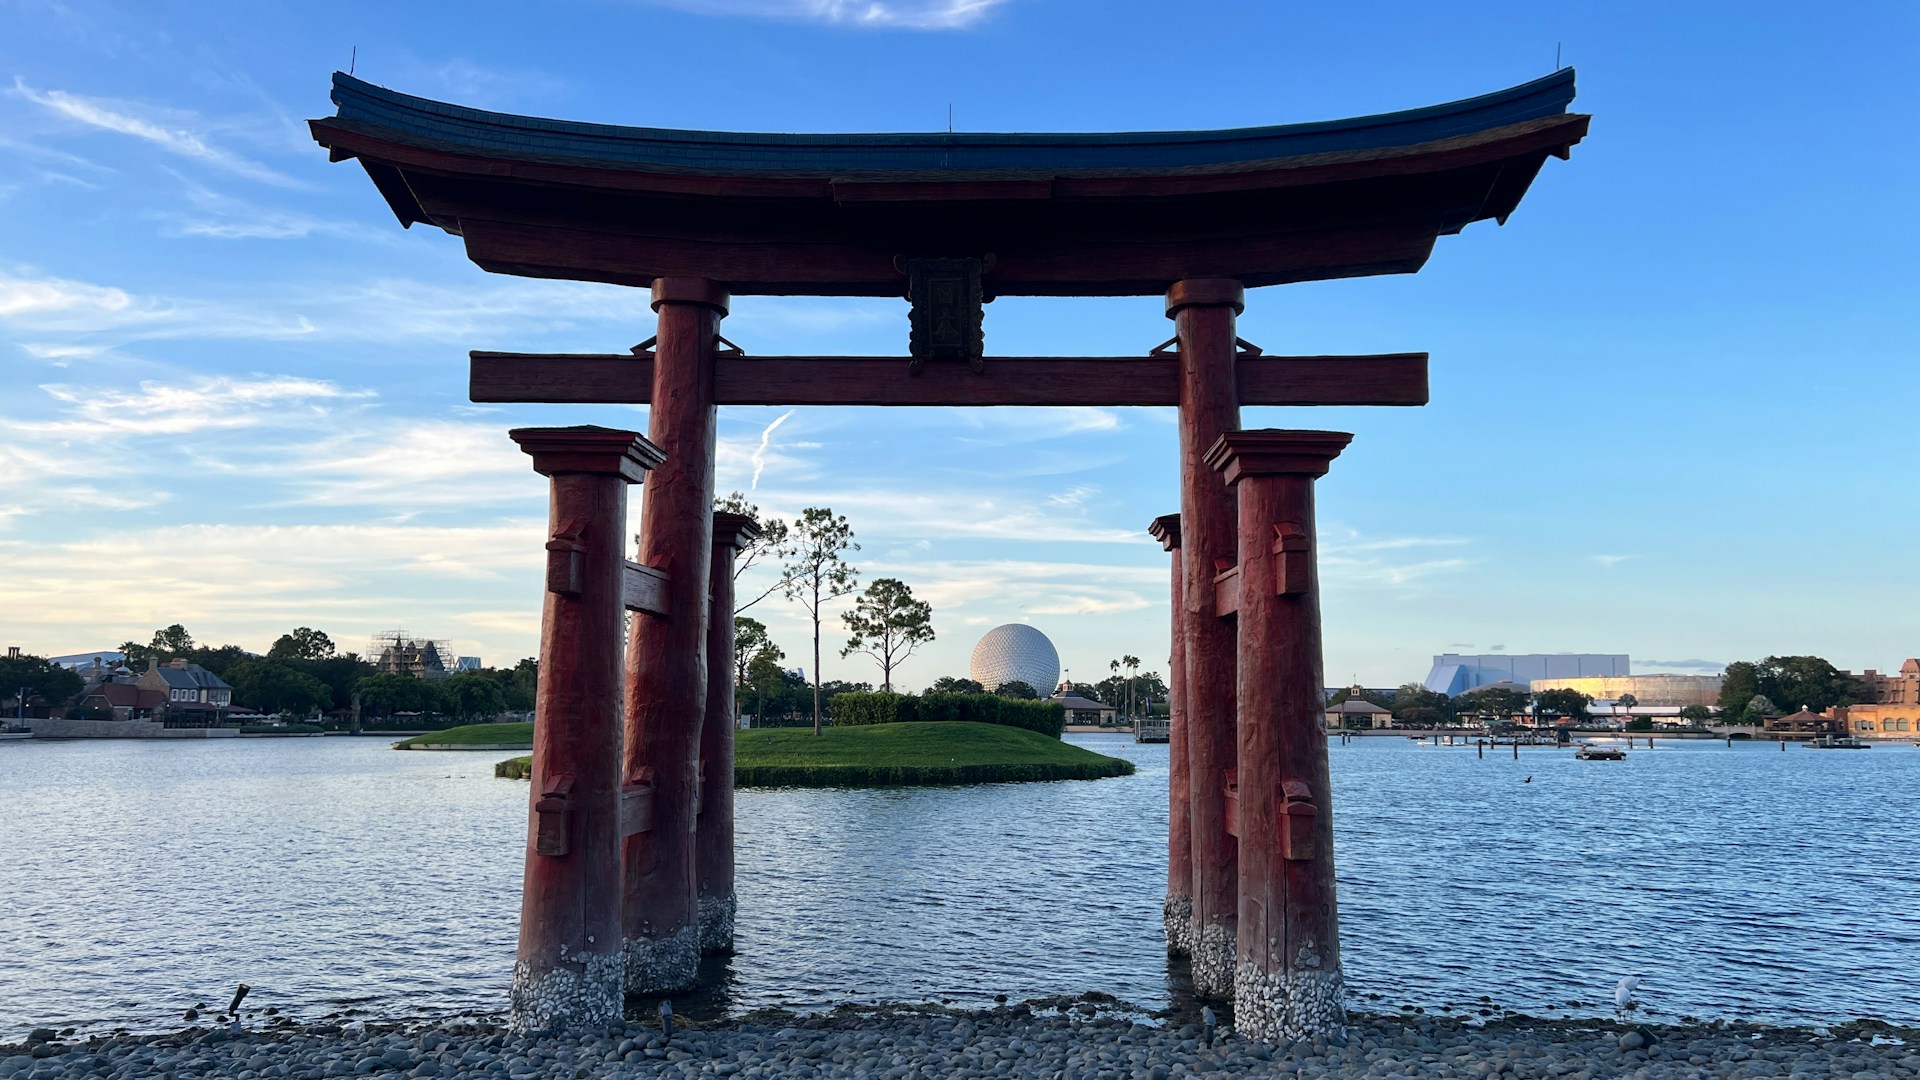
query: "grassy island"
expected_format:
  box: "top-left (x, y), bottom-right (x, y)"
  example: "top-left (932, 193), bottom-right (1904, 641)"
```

top-left (394, 722), bottom-right (533, 750)
top-left (493, 721), bottom-right (1135, 786)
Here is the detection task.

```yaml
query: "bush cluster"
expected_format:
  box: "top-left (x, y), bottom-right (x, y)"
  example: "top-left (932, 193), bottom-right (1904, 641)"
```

top-left (828, 691), bottom-right (1066, 738)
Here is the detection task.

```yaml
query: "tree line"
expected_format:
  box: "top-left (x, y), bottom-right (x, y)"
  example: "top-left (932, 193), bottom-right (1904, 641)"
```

top-left (32, 623), bottom-right (539, 726)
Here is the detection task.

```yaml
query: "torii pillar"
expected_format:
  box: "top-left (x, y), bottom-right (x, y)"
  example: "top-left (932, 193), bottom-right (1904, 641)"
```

top-left (1205, 429), bottom-right (1351, 1042)
top-left (1168, 279), bottom-right (1243, 997)
top-left (697, 511), bottom-right (761, 955)
top-left (624, 278), bottom-right (725, 994)
top-left (1148, 513), bottom-right (1191, 956)
top-left (508, 425), bottom-right (663, 1033)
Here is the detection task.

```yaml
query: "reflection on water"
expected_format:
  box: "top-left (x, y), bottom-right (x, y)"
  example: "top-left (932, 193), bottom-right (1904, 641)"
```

top-left (0, 733), bottom-right (1915, 1031)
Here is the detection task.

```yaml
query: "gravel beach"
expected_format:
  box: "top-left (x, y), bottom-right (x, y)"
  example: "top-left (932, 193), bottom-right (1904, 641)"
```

top-left (5, 1001), bottom-right (1915, 1080)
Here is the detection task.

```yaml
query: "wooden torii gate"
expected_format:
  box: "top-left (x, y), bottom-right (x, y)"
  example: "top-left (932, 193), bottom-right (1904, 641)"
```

top-left (311, 70), bottom-right (1586, 1040)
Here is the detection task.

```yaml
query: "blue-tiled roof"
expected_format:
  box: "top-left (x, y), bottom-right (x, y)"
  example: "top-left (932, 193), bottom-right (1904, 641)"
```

top-left (326, 69), bottom-right (1577, 175)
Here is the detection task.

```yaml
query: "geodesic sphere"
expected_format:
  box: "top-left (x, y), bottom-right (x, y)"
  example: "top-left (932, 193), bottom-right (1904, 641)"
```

top-left (967, 624), bottom-right (1060, 696)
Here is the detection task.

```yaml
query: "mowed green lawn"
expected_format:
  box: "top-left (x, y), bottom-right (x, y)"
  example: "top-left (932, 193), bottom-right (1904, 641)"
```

top-left (492, 722), bottom-right (1135, 786)
top-left (739, 721), bottom-right (1134, 786)
top-left (394, 722), bottom-right (533, 748)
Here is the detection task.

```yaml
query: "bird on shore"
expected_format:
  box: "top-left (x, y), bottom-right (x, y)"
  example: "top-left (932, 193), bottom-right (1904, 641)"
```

top-left (1614, 976), bottom-right (1641, 1020)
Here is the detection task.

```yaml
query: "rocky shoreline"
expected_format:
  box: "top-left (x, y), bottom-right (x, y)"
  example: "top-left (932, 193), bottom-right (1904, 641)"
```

top-left (4, 999), bottom-right (1916, 1080)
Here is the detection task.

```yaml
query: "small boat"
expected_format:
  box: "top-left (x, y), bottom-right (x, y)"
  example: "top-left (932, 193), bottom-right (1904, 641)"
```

top-left (1575, 745), bottom-right (1626, 760)
top-left (1805, 734), bottom-right (1871, 750)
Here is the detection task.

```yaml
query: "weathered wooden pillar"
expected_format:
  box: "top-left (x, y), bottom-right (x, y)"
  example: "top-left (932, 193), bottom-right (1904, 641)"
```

top-left (624, 278), bottom-right (725, 995)
top-left (1149, 513), bottom-right (1191, 956)
top-left (1205, 429), bottom-right (1351, 1042)
top-left (697, 510), bottom-right (760, 956)
top-left (1168, 278), bottom-right (1243, 998)
top-left (508, 425), bottom-right (663, 1033)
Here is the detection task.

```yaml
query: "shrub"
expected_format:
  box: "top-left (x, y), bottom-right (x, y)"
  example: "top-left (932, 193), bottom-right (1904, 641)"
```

top-left (878, 691), bottom-right (1065, 738)
top-left (828, 691), bottom-right (920, 726)
top-left (991, 697), bottom-right (1066, 738)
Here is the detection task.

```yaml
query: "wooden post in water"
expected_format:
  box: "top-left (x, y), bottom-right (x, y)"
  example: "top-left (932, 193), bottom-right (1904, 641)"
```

top-left (1169, 279), bottom-right (1243, 998)
top-left (1149, 513), bottom-right (1191, 956)
top-left (624, 278), bottom-right (725, 995)
top-left (1207, 429), bottom-right (1351, 1042)
top-left (509, 426), bottom-right (663, 1033)
top-left (697, 511), bottom-right (761, 956)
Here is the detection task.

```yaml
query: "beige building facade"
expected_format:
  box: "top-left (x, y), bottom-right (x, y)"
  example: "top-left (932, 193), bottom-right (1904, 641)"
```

top-left (1526, 673), bottom-right (1722, 707)
top-left (1840, 704), bottom-right (1920, 741)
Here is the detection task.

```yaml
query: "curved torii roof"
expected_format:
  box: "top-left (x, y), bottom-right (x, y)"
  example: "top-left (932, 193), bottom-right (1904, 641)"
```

top-left (310, 70), bottom-right (1587, 296)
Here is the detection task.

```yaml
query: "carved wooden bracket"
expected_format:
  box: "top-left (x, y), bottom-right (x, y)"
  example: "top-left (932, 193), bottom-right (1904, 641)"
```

top-left (1272, 522), bottom-right (1311, 596)
top-left (621, 771), bottom-right (656, 838)
top-left (1279, 778), bottom-right (1316, 861)
top-left (545, 518), bottom-right (587, 596)
top-left (534, 773), bottom-right (574, 856)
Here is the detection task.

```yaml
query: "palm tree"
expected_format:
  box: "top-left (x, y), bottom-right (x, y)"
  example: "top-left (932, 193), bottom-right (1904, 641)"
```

top-left (1123, 654), bottom-right (1141, 719)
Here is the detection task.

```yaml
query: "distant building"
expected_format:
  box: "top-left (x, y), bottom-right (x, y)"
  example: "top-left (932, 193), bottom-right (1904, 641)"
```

top-left (1840, 704), bottom-right (1918, 740)
top-left (1424, 653), bottom-right (1629, 696)
top-left (1856, 659), bottom-right (1920, 706)
top-left (1325, 697), bottom-right (1393, 730)
top-left (1528, 674), bottom-right (1723, 708)
top-left (1051, 692), bottom-right (1116, 726)
top-left (73, 681), bottom-right (166, 722)
top-left (968, 624), bottom-right (1060, 698)
top-left (457, 656), bottom-right (483, 672)
top-left (1765, 707), bottom-right (1847, 737)
top-left (369, 632), bottom-right (455, 679)
top-left (47, 650), bottom-right (127, 670)
top-left (136, 659), bottom-right (234, 727)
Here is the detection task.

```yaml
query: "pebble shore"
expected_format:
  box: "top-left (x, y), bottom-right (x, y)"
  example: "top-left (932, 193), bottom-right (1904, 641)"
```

top-left (4, 1001), bottom-right (1915, 1080)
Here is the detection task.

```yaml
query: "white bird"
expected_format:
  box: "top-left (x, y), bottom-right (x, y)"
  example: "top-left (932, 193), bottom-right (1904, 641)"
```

top-left (1614, 976), bottom-right (1642, 1019)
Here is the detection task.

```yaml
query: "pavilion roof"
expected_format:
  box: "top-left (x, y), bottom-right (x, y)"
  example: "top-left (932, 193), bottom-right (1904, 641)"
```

top-left (320, 70), bottom-right (1577, 177)
top-left (310, 71), bottom-right (1588, 296)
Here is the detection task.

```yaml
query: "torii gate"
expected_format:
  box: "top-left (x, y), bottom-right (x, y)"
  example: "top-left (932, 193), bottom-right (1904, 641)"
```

top-left (310, 70), bottom-right (1586, 1040)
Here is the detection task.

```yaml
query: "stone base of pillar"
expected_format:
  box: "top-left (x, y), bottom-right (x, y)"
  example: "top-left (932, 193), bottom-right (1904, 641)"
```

top-left (1162, 893), bottom-right (1193, 955)
top-left (624, 929), bottom-right (699, 996)
top-left (509, 949), bottom-right (622, 1035)
top-left (1189, 924), bottom-right (1236, 999)
top-left (1233, 959), bottom-right (1346, 1043)
top-left (698, 893), bottom-right (736, 956)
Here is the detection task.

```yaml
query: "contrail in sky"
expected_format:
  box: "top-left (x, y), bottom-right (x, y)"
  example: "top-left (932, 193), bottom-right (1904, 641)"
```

top-left (751, 410), bottom-right (794, 490)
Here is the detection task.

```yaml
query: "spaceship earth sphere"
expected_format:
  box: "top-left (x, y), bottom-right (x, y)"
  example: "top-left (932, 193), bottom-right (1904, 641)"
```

top-left (967, 624), bottom-right (1060, 696)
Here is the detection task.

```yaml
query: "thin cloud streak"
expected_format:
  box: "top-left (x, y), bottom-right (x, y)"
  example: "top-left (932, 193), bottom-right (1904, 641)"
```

top-left (11, 78), bottom-right (304, 187)
top-left (750, 410), bottom-right (795, 490)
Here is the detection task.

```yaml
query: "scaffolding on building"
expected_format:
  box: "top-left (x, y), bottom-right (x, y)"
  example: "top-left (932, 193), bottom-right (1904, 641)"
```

top-left (368, 631), bottom-right (456, 679)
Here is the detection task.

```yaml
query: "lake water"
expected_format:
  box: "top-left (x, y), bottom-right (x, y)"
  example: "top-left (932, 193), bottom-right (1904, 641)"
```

top-left (1, 733), bottom-right (1915, 1033)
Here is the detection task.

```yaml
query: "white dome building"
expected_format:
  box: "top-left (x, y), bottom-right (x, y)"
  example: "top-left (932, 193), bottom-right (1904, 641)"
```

top-left (968, 624), bottom-right (1060, 696)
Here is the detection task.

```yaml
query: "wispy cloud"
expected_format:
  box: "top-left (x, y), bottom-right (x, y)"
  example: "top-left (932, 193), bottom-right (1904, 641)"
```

top-left (643, 0), bottom-right (1007, 30)
top-left (0, 266), bottom-right (314, 339)
top-left (1321, 529), bottom-right (1476, 588)
top-left (11, 78), bottom-right (303, 187)
top-left (1640, 658), bottom-right (1727, 672)
top-left (17, 376), bottom-right (370, 438)
top-left (1591, 554), bottom-right (1636, 568)
top-left (157, 180), bottom-right (379, 242)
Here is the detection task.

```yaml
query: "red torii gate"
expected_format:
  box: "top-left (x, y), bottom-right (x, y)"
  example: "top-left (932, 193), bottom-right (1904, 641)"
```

top-left (311, 70), bottom-right (1586, 1040)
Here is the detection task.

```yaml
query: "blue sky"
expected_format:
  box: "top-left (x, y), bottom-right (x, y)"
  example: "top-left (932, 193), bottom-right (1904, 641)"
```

top-left (1, 0), bottom-right (1914, 690)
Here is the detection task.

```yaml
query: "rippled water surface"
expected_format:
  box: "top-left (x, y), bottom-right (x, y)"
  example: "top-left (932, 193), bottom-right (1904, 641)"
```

top-left (1, 734), bottom-right (1915, 1031)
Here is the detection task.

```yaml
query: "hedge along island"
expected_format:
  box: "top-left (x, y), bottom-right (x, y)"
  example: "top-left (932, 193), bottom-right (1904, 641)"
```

top-left (495, 691), bottom-right (1136, 786)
